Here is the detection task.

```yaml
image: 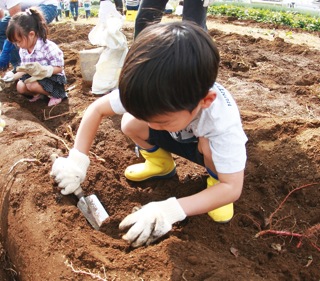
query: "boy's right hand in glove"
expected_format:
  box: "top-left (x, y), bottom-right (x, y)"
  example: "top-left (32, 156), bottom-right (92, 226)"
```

top-left (50, 148), bottom-right (90, 195)
top-left (16, 62), bottom-right (54, 83)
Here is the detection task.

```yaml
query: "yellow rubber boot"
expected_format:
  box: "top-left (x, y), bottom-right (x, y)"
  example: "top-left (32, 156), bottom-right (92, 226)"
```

top-left (125, 147), bottom-right (176, 181)
top-left (207, 176), bottom-right (234, 223)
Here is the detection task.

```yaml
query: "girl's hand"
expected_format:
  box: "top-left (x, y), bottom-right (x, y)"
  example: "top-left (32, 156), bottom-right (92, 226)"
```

top-left (16, 62), bottom-right (53, 83)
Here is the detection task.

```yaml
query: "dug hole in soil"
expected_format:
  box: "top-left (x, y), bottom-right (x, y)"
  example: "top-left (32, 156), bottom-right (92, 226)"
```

top-left (0, 16), bottom-right (319, 281)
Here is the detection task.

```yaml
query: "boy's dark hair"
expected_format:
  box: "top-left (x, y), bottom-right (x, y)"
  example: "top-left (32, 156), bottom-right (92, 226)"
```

top-left (119, 21), bottom-right (220, 121)
top-left (7, 7), bottom-right (48, 43)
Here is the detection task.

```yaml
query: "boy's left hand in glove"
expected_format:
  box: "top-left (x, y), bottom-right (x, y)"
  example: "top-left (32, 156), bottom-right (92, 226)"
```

top-left (16, 62), bottom-right (53, 83)
top-left (119, 197), bottom-right (186, 248)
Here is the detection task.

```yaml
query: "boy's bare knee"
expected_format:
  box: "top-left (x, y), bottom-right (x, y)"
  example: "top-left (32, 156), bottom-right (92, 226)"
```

top-left (121, 114), bottom-right (149, 142)
top-left (121, 113), bottom-right (136, 137)
top-left (121, 119), bottom-right (134, 137)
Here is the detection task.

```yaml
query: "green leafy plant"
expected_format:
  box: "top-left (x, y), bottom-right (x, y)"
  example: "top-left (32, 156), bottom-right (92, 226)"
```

top-left (208, 4), bottom-right (320, 31)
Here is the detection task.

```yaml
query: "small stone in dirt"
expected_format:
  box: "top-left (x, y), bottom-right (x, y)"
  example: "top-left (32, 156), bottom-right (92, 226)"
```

top-left (186, 255), bottom-right (199, 265)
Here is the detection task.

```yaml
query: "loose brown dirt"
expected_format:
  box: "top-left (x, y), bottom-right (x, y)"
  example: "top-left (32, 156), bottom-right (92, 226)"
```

top-left (0, 15), bottom-right (319, 281)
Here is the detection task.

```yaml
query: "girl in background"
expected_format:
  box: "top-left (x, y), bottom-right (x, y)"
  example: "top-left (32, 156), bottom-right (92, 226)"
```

top-left (0, 0), bottom-right (58, 71)
top-left (64, 1), bottom-right (70, 18)
top-left (84, 0), bottom-right (91, 19)
top-left (7, 7), bottom-right (67, 107)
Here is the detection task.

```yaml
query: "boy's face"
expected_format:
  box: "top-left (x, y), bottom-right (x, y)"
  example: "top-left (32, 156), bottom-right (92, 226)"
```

top-left (146, 104), bottom-right (202, 132)
top-left (146, 90), bottom-right (216, 132)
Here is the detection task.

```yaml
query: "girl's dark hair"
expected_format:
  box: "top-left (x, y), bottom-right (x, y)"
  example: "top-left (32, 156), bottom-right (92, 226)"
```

top-left (119, 21), bottom-right (220, 121)
top-left (7, 7), bottom-right (48, 43)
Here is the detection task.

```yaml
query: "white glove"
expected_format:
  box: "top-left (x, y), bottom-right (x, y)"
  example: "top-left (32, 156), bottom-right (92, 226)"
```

top-left (16, 62), bottom-right (54, 83)
top-left (2, 71), bottom-right (15, 82)
top-left (50, 148), bottom-right (90, 195)
top-left (203, 0), bottom-right (214, 7)
top-left (119, 197), bottom-right (186, 247)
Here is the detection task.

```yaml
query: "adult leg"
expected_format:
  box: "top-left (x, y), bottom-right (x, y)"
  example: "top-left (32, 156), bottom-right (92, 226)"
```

top-left (0, 16), bottom-right (20, 69)
top-left (183, 0), bottom-right (207, 30)
top-left (74, 2), bottom-right (79, 20)
top-left (70, 2), bottom-right (75, 17)
top-left (38, 4), bottom-right (58, 24)
top-left (0, 17), bottom-right (9, 53)
top-left (134, 0), bottom-right (168, 38)
top-left (114, 0), bottom-right (124, 15)
top-left (56, 9), bottom-right (62, 21)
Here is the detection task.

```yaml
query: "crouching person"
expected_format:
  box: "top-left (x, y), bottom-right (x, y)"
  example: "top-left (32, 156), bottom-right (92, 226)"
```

top-left (7, 8), bottom-right (67, 107)
top-left (51, 21), bottom-right (248, 247)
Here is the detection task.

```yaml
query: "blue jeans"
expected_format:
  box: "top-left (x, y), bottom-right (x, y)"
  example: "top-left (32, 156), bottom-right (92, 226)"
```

top-left (70, 2), bottom-right (79, 18)
top-left (127, 5), bottom-right (139, 10)
top-left (56, 9), bottom-right (62, 20)
top-left (39, 4), bottom-right (58, 23)
top-left (0, 4), bottom-right (57, 68)
top-left (134, 0), bottom-right (207, 38)
top-left (0, 16), bottom-right (20, 67)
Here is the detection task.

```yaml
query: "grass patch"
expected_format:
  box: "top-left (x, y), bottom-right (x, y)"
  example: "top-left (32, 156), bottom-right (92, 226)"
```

top-left (208, 3), bottom-right (320, 31)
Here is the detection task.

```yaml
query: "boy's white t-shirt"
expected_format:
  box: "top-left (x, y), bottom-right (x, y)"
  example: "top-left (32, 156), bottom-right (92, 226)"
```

top-left (109, 82), bottom-right (248, 174)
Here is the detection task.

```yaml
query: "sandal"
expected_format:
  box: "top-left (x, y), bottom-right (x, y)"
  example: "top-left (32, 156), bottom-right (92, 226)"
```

top-left (48, 97), bottom-right (62, 107)
top-left (29, 95), bottom-right (42, 102)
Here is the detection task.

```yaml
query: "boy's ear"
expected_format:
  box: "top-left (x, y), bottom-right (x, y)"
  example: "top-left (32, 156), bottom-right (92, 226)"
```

top-left (200, 90), bottom-right (217, 109)
top-left (29, 31), bottom-right (36, 38)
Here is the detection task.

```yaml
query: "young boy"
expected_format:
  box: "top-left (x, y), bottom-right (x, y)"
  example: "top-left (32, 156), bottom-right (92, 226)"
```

top-left (51, 21), bottom-right (248, 248)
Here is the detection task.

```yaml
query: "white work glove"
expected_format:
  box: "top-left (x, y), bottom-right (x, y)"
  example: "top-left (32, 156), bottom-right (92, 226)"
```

top-left (16, 62), bottom-right (54, 83)
top-left (50, 148), bottom-right (90, 195)
top-left (119, 197), bottom-right (186, 247)
top-left (203, 0), bottom-right (214, 7)
top-left (1, 71), bottom-right (15, 82)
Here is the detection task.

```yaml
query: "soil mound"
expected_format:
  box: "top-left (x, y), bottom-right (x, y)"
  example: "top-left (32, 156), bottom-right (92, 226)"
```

top-left (0, 17), bottom-right (319, 281)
